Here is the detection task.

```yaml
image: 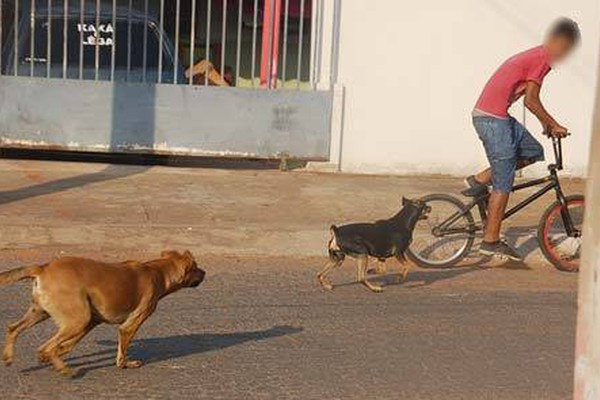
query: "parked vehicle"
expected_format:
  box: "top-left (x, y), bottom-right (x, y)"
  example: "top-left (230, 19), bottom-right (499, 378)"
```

top-left (2, 2), bottom-right (184, 83)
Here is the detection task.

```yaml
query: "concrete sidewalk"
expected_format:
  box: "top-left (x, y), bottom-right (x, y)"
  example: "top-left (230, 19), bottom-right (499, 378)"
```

top-left (0, 158), bottom-right (585, 265)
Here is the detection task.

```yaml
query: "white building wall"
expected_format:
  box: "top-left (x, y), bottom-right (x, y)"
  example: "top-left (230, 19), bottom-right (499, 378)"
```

top-left (333, 0), bottom-right (599, 177)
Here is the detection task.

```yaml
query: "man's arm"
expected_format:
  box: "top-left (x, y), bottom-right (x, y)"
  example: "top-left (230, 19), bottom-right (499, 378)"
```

top-left (524, 81), bottom-right (568, 137)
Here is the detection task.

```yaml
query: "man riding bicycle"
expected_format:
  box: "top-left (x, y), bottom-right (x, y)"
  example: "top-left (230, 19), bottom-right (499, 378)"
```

top-left (465, 18), bottom-right (581, 261)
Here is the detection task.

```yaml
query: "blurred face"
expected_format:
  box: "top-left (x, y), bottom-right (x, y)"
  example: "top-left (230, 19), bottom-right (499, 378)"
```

top-left (546, 35), bottom-right (577, 62)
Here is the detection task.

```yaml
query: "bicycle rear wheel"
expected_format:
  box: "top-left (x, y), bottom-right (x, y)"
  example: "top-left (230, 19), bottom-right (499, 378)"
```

top-left (407, 194), bottom-right (476, 268)
top-left (538, 195), bottom-right (585, 272)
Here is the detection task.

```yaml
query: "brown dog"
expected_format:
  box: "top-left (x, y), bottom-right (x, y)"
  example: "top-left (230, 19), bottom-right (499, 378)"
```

top-left (0, 250), bottom-right (205, 376)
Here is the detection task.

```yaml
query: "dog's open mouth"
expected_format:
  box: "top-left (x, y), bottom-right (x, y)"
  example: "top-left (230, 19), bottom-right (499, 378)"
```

top-left (419, 205), bottom-right (432, 220)
top-left (190, 280), bottom-right (202, 287)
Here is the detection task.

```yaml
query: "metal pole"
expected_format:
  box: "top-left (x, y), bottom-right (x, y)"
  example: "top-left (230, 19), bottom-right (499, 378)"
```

top-left (220, 0), bottom-right (227, 78)
top-left (204, 0), bottom-right (211, 86)
top-left (269, 0), bottom-right (282, 88)
top-left (296, 0), bottom-right (305, 89)
top-left (281, 0), bottom-right (289, 85)
top-left (173, 0), bottom-right (180, 83)
top-left (0, 0), bottom-right (3, 75)
top-left (62, 0), bottom-right (67, 79)
top-left (573, 49), bottom-right (600, 399)
top-left (79, 0), bottom-right (83, 80)
top-left (235, 0), bottom-right (243, 86)
top-left (260, 0), bottom-right (281, 89)
top-left (126, 0), bottom-right (132, 80)
top-left (309, 0), bottom-right (317, 88)
top-left (158, 0), bottom-right (164, 83)
top-left (94, 0), bottom-right (99, 81)
top-left (188, 0), bottom-right (196, 85)
top-left (29, 0), bottom-right (35, 77)
top-left (329, 0), bottom-right (341, 86)
top-left (314, 0), bottom-right (323, 89)
top-left (46, 0), bottom-right (52, 78)
top-left (142, 0), bottom-right (148, 82)
top-left (250, 0), bottom-right (257, 87)
top-left (13, 0), bottom-right (18, 76)
top-left (111, 0), bottom-right (116, 81)
top-left (262, 0), bottom-right (274, 88)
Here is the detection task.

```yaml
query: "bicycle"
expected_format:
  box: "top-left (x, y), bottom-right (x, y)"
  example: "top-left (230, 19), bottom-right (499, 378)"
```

top-left (406, 136), bottom-right (585, 272)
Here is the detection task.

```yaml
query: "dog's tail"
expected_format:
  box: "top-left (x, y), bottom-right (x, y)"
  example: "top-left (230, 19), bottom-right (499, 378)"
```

top-left (328, 225), bottom-right (339, 249)
top-left (327, 225), bottom-right (345, 262)
top-left (0, 265), bottom-right (43, 288)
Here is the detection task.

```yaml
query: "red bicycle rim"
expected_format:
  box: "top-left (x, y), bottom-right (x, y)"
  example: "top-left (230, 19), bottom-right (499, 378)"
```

top-left (542, 199), bottom-right (584, 269)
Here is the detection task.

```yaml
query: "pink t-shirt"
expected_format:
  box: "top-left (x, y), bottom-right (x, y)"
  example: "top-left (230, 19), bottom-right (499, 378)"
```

top-left (475, 46), bottom-right (552, 118)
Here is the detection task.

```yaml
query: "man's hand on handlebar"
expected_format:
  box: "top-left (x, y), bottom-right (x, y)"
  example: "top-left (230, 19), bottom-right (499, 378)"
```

top-left (546, 124), bottom-right (570, 139)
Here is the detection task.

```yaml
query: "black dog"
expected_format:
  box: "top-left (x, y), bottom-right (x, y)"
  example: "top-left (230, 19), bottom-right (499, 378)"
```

top-left (317, 197), bottom-right (430, 292)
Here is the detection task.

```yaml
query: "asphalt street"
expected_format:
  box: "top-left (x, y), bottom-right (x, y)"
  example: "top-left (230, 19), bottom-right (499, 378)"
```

top-left (0, 159), bottom-right (582, 399)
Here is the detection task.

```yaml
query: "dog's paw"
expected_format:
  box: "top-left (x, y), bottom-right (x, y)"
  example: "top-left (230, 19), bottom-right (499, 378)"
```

top-left (363, 282), bottom-right (384, 293)
top-left (3, 355), bottom-right (13, 367)
top-left (119, 359), bottom-right (143, 369)
top-left (317, 277), bottom-right (334, 291)
top-left (125, 360), bottom-right (143, 369)
top-left (59, 366), bottom-right (75, 378)
top-left (38, 353), bottom-right (50, 364)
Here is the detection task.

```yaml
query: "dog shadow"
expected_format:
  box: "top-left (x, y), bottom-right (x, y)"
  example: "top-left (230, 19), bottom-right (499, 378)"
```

top-left (21, 325), bottom-right (302, 379)
top-left (335, 264), bottom-right (483, 290)
top-left (372, 265), bottom-right (483, 289)
top-left (352, 248), bottom-right (533, 289)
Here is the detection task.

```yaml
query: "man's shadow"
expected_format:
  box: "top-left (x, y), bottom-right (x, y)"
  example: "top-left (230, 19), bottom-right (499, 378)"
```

top-left (22, 325), bottom-right (303, 379)
top-left (0, 165), bottom-right (149, 206)
top-left (503, 225), bottom-right (540, 260)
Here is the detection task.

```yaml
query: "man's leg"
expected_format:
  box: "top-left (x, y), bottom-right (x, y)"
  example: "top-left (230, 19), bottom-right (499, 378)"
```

top-left (472, 116), bottom-right (522, 261)
top-left (472, 159), bottom-right (536, 186)
top-left (479, 157), bottom-right (537, 243)
top-left (473, 118), bottom-right (545, 187)
top-left (484, 191), bottom-right (509, 242)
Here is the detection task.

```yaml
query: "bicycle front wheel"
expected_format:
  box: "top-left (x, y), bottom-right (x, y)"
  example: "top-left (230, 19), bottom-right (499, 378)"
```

top-left (407, 194), bottom-right (476, 269)
top-left (538, 195), bottom-right (585, 272)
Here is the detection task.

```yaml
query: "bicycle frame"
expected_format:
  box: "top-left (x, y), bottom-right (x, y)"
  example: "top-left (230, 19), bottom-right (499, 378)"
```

top-left (435, 137), bottom-right (580, 238)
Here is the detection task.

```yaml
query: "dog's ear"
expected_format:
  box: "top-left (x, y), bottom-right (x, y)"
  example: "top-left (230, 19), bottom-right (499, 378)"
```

top-left (161, 250), bottom-right (180, 259)
top-left (180, 250), bottom-right (196, 270)
top-left (402, 197), bottom-right (409, 206)
top-left (183, 250), bottom-right (194, 262)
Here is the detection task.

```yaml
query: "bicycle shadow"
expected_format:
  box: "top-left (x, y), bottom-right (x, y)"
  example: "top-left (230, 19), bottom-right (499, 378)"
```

top-left (411, 229), bottom-right (533, 274)
top-left (21, 325), bottom-right (303, 379)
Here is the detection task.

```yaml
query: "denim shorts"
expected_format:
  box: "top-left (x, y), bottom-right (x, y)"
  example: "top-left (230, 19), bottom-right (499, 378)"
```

top-left (473, 116), bottom-right (544, 193)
